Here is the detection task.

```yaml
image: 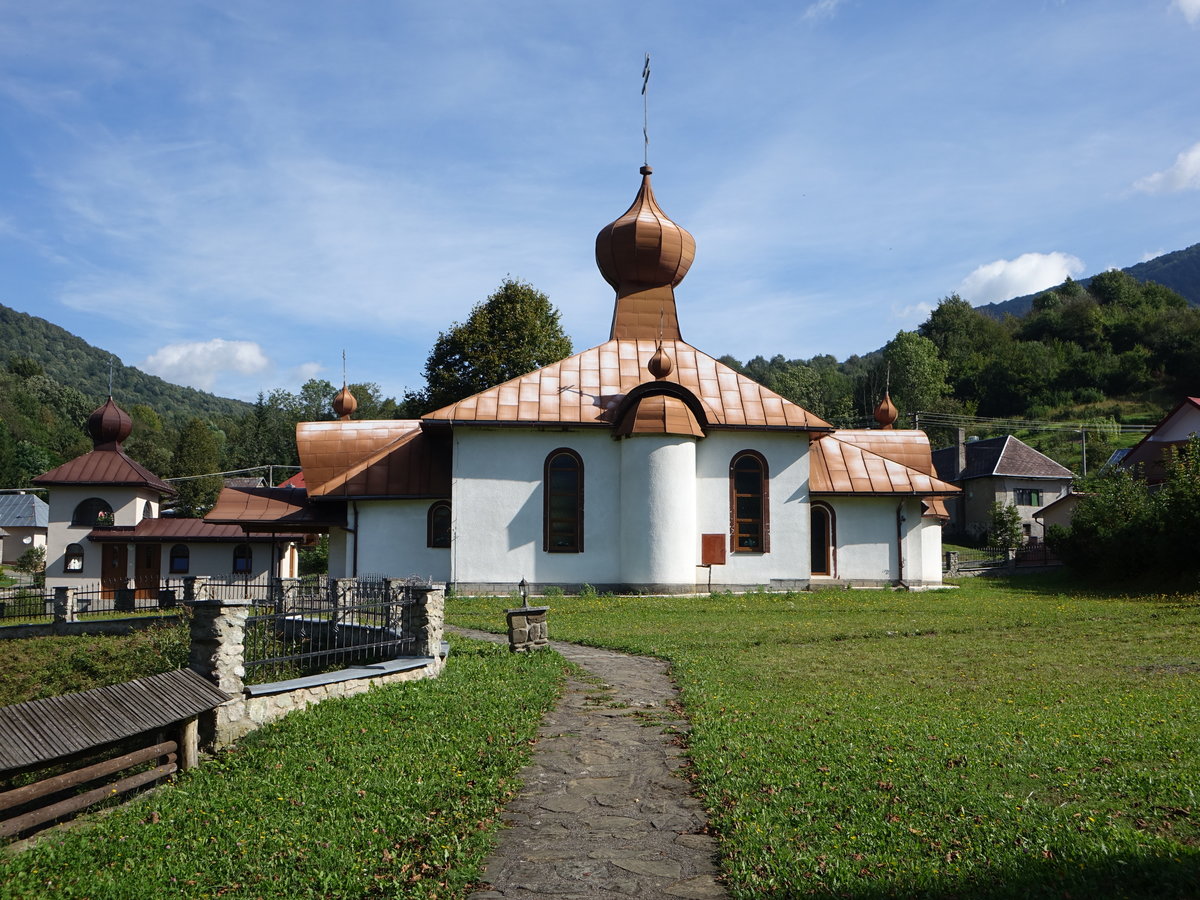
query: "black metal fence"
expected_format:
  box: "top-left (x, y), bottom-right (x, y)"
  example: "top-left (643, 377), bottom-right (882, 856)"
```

top-left (242, 576), bottom-right (428, 684)
top-left (71, 580), bottom-right (189, 617)
top-left (0, 586), bottom-right (52, 623)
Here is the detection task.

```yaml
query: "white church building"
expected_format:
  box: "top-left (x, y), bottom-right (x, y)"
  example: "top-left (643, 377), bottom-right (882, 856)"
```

top-left (210, 165), bottom-right (957, 592)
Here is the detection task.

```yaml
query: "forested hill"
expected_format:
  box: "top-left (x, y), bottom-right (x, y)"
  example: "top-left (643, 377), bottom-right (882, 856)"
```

top-left (0, 303), bottom-right (248, 421)
top-left (975, 242), bottom-right (1200, 320)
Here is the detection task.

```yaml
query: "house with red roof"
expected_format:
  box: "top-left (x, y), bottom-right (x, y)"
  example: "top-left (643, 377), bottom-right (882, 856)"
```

top-left (34, 399), bottom-right (303, 596)
top-left (210, 165), bottom-right (959, 590)
top-left (1118, 397), bottom-right (1200, 485)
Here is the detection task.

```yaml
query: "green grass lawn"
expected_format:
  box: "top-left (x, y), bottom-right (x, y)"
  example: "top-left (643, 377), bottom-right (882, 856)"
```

top-left (1, 637), bottom-right (564, 899)
top-left (449, 576), bottom-right (1200, 899)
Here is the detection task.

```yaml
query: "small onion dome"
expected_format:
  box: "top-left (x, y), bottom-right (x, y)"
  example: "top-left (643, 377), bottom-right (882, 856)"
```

top-left (615, 393), bottom-right (704, 438)
top-left (874, 392), bottom-right (898, 429)
top-left (647, 345), bottom-right (673, 379)
top-left (595, 166), bottom-right (696, 292)
top-left (332, 384), bottom-right (358, 420)
top-left (88, 396), bottom-right (133, 449)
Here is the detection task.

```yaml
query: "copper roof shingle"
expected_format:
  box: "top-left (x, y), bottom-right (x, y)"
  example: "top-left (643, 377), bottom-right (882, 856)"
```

top-left (423, 339), bottom-right (831, 431)
top-left (297, 422), bottom-right (451, 499)
top-left (89, 516), bottom-right (308, 542)
top-left (811, 431), bottom-right (960, 496)
top-left (207, 486), bottom-right (345, 532)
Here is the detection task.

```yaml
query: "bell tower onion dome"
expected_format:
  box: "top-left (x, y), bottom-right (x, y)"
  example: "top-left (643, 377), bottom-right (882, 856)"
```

top-left (874, 393), bottom-right (899, 430)
top-left (332, 384), bottom-right (358, 420)
top-left (88, 397), bottom-right (133, 450)
top-left (596, 166), bottom-right (696, 341)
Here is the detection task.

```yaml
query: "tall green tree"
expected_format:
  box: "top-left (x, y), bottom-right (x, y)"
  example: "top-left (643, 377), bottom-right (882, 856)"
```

top-left (171, 418), bottom-right (223, 517)
top-left (413, 278), bottom-right (573, 413)
top-left (881, 330), bottom-right (949, 419)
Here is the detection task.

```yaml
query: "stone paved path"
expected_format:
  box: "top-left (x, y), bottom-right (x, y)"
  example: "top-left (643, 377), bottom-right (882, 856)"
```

top-left (452, 627), bottom-right (727, 900)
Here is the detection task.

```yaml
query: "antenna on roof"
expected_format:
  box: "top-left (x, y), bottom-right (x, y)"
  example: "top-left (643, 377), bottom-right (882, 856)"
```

top-left (642, 52), bottom-right (651, 166)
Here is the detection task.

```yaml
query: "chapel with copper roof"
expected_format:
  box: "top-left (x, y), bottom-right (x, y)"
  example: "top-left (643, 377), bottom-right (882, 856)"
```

top-left (210, 165), bottom-right (957, 590)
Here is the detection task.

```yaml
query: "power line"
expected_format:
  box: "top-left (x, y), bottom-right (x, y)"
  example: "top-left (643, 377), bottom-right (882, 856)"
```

top-left (912, 411), bottom-right (1152, 435)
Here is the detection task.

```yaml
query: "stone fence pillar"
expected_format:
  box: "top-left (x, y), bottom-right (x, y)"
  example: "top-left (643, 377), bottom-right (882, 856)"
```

top-left (53, 586), bottom-right (77, 628)
top-left (413, 587), bottom-right (445, 658)
top-left (506, 605), bottom-right (550, 652)
top-left (186, 598), bottom-right (252, 695)
top-left (944, 551), bottom-right (959, 577)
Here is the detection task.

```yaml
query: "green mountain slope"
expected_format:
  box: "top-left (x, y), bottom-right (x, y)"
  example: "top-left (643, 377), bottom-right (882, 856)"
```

top-left (0, 303), bottom-right (249, 421)
top-left (976, 242), bottom-right (1200, 320)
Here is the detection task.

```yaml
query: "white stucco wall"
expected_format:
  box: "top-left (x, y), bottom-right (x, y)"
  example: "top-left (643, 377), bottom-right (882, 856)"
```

top-left (45, 485), bottom-right (159, 588)
top-left (694, 432), bottom-right (811, 587)
top-left (449, 428), bottom-right (622, 587)
top-left (619, 437), bottom-right (697, 585)
top-left (813, 497), bottom-right (943, 586)
top-left (351, 500), bottom-right (451, 581)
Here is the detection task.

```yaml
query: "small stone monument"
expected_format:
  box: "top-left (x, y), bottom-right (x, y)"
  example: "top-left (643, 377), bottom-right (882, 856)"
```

top-left (506, 578), bottom-right (550, 652)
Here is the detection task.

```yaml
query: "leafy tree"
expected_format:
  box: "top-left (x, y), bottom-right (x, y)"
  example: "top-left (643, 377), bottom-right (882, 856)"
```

top-left (986, 502), bottom-right (1023, 551)
top-left (413, 278), bottom-right (573, 412)
top-left (881, 331), bottom-right (949, 418)
top-left (7, 355), bottom-right (44, 378)
top-left (13, 546), bottom-right (46, 586)
top-left (171, 418), bottom-right (223, 517)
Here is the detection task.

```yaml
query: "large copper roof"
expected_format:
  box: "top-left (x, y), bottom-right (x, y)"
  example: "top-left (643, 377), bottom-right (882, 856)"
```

top-left (296, 421), bottom-right (451, 499)
top-left (207, 486), bottom-right (346, 533)
top-left (810, 431), bottom-right (959, 496)
top-left (423, 339), bottom-right (831, 431)
top-left (33, 449), bottom-right (177, 496)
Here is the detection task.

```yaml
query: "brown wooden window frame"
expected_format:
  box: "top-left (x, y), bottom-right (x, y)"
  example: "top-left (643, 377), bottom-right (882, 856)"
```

top-left (544, 448), bottom-right (584, 553)
top-left (730, 450), bottom-right (770, 553)
top-left (169, 543), bottom-right (190, 574)
top-left (427, 500), bottom-right (452, 549)
top-left (810, 502), bottom-right (836, 577)
top-left (232, 543), bottom-right (253, 575)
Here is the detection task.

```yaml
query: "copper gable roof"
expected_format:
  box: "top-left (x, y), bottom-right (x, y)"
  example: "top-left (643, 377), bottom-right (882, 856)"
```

top-left (296, 421), bottom-right (451, 499)
top-left (32, 449), bottom-right (177, 496)
top-left (207, 486), bottom-right (346, 533)
top-left (931, 435), bottom-right (1073, 482)
top-left (810, 430), bottom-right (959, 497)
top-left (423, 339), bottom-right (831, 432)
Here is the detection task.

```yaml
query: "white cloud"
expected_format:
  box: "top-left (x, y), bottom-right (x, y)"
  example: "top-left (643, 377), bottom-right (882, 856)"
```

top-left (142, 339), bottom-right (270, 391)
top-left (803, 0), bottom-right (847, 21)
top-left (1174, 0), bottom-right (1200, 24)
top-left (1133, 141), bottom-right (1200, 193)
top-left (1139, 248), bottom-right (1166, 263)
top-left (291, 362), bottom-right (324, 383)
top-left (957, 252), bottom-right (1085, 305)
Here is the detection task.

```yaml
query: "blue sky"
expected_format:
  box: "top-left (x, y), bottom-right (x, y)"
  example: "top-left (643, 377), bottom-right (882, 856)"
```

top-left (2, 0), bottom-right (1199, 403)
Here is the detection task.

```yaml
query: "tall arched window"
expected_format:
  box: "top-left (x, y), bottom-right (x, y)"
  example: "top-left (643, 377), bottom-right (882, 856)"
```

top-left (811, 503), bottom-right (835, 577)
top-left (232, 543), bottom-right (253, 575)
top-left (427, 501), bottom-right (452, 548)
top-left (64, 543), bottom-right (85, 572)
top-left (544, 449), bottom-right (584, 553)
top-left (730, 451), bottom-right (769, 552)
top-left (72, 498), bottom-right (113, 527)
top-left (142, 501), bottom-right (155, 520)
top-left (169, 544), bottom-right (190, 574)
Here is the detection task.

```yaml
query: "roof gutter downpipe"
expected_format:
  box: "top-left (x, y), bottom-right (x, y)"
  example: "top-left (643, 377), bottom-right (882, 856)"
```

top-left (351, 501), bottom-right (359, 578)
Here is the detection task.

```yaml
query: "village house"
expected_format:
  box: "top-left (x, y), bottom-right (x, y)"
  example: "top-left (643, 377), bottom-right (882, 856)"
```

top-left (0, 492), bottom-right (48, 566)
top-left (210, 165), bottom-right (959, 591)
top-left (931, 434), bottom-right (1073, 543)
top-left (1118, 396), bottom-right (1200, 484)
top-left (33, 399), bottom-right (302, 596)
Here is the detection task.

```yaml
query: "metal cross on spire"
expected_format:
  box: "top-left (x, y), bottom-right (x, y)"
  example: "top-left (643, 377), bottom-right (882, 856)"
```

top-left (642, 52), bottom-right (651, 166)
top-left (342, 349), bottom-right (347, 386)
top-left (108, 356), bottom-right (114, 397)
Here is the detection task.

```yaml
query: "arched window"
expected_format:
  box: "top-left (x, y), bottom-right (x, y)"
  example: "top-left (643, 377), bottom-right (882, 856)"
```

top-left (811, 503), bottom-right (836, 577)
top-left (64, 543), bottom-right (85, 572)
top-left (169, 544), bottom-right (190, 574)
top-left (72, 498), bottom-right (113, 527)
top-left (142, 501), bottom-right (155, 520)
top-left (730, 451), bottom-right (769, 552)
top-left (544, 449), bottom-right (584, 553)
top-left (232, 543), bottom-right (253, 575)
top-left (427, 501), bottom-right (452, 548)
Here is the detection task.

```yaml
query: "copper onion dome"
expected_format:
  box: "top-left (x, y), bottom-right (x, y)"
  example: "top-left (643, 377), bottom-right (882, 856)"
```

top-left (332, 384), bottom-right (358, 420)
top-left (88, 397), bottom-right (133, 450)
top-left (596, 166), bottom-right (696, 341)
top-left (647, 344), bottom-right (673, 379)
top-left (874, 393), bottom-right (898, 429)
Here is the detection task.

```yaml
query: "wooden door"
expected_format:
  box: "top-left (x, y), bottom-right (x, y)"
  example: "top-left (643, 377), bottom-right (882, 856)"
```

top-left (134, 544), bottom-right (161, 599)
top-left (101, 543), bottom-right (128, 597)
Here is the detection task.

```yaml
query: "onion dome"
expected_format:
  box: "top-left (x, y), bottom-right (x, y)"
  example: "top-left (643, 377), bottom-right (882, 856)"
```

top-left (596, 166), bottom-right (696, 340)
top-left (332, 384), bottom-right (358, 421)
top-left (647, 344), bottom-right (673, 379)
top-left (615, 394), bottom-right (704, 438)
top-left (874, 393), bottom-right (898, 430)
top-left (87, 397), bottom-right (133, 449)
